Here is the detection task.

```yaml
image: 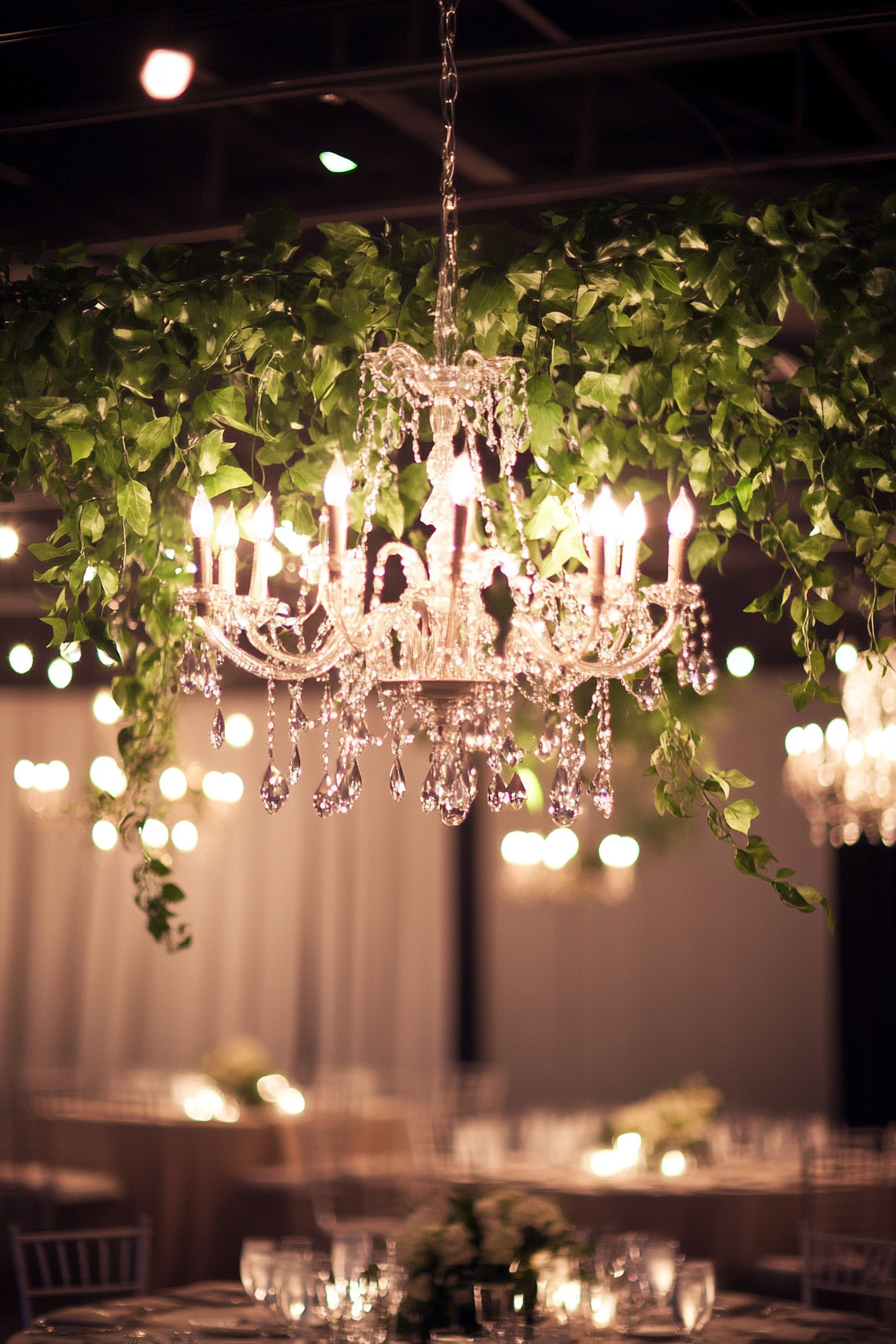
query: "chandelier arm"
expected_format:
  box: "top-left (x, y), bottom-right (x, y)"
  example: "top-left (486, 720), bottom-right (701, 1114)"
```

top-left (198, 617), bottom-right (349, 680)
top-left (508, 604), bottom-right (686, 681)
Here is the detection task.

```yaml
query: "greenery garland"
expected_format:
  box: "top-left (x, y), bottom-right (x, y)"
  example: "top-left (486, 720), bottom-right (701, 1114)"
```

top-left (4, 189), bottom-right (893, 946)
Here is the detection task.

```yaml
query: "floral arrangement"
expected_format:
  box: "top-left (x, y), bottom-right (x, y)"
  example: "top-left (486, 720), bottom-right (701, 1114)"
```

top-left (612, 1076), bottom-right (722, 1159)
top-left (396, 1188), bottom-right (573, 1338)
top-left (198, 1036), bottom-right (274, 1106)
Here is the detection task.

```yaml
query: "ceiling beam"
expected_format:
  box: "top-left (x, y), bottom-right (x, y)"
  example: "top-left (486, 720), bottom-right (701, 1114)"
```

top-left (78, 142), bottom-right (896, 257)
top-left (4, 8), bottom-right (896, 136)
top-left (350, 91), bottom-right (518, 184)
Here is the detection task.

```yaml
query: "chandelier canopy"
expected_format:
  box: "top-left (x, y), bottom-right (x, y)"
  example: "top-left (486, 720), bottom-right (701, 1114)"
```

top-left (784, 651), bottom-right (896, 848)
top-left (178, 0), bottom-right (716, 829)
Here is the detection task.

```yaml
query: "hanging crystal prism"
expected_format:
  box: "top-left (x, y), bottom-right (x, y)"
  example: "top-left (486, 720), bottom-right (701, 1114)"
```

top-left (390, 758), bottom-right (407, 800)
top-left (179, 647), bottom-right (200, 694)
top-left (210, 704), bottom-right (225, 749)
top-left (260, 761), bottom-right (289, 814)
top-left (289, 744), bottom-right (302, 784)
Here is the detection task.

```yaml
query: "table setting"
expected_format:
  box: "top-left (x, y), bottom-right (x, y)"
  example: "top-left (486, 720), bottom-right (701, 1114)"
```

top-left (7, 1187), bottom-right (893, 1344)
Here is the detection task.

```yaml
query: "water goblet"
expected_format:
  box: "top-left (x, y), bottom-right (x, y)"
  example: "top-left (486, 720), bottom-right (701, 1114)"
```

top-left (241, 1239), bottom-right (277, 1305)
top-left (275, 1251), bottom-right (309, 1336)
top-left (645, 1241), bottom-right (680, 1306)
top-left (671, 1261), bottom-right (715, 1337)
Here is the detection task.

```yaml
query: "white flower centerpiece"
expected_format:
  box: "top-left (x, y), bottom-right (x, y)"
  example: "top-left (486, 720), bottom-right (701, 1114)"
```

top-left (612, 1077), bottom-right (722, 1164)
top-left (396, 1188), bottom-right (574, 1339)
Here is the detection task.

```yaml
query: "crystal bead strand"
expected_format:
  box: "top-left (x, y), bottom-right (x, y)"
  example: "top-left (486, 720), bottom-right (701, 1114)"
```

top-left (260, 679), bottom-right (289, 813)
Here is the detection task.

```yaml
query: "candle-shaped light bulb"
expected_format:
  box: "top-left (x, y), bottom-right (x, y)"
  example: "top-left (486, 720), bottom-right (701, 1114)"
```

top-left (324, 453), bottom-right (350, 580)
top-left (667, 488), bottom-right (694, 539)
top-left (590, 485), bottom-right (621, 539)
top-left (449, 453), bottom-right (476, 585)
top-left (251, 492), bottom-right (276, 543)
top-left (620, 492), bottom-right (647, 584)
top-left (449, 452), bottom-right (476, 506)
top-left (216, 504), bottom-right (240, 593)
top-left (191, 484), bottom-right (214, 539)
top-left (667, 488), bottom-right (694, 584)
top-left (249, 492), bottom-right (276, 601)
top-left (324, 453), bottom-right (351, 507)
top-left (191, 485), bottom-right (214, 587)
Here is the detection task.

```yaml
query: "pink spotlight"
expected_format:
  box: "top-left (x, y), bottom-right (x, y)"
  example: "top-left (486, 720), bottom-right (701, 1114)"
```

top-left (140, 49), bottom-right (195, 101)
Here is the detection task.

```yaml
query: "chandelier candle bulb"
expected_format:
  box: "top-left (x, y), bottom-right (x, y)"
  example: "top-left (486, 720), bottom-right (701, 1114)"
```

top-left (666, 488), bottom-right (695, 583)
top-left (190, 485), bottom-right (214, 588)
top-left (216, 505), bottom-right (240, 593)
top-left (323, 454), bottom-right (351, 581)
top-left (249, 493), bottom-right (276, 601)
top-left (620, 493), bottom-right (647, 585)
top-left (589, 486), bottom-right (621, 603)
top-left (449, 453), bottom-right (476, 583)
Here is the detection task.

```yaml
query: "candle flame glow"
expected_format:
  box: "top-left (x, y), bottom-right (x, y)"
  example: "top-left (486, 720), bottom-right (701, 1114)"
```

top-left (667, 488), bottom-right (694, 538)
top-left (323, 453), bottom-right (351, 506)
top-left (190, 485), bottom-right (214, 539)
top-left (251, 492), bottom-right (276, 543)
top-left (216, 504), bottom-right (240, 551)
top-left (590, 485), bottom-right (622, 538)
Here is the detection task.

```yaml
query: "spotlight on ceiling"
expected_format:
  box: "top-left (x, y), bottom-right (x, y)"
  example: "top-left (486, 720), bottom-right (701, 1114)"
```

top-left (319, 150), bottom-right (357, 174)
top-left (140, 48), bottom-right (195, 101)
top-left (0, 525), bottom-right (19, 559)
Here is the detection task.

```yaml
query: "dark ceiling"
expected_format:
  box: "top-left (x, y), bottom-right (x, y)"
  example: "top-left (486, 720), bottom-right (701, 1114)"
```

top-left (3, 0), bottom-right (896, 250)
top-left (0, 1), bottom-right (891, 686)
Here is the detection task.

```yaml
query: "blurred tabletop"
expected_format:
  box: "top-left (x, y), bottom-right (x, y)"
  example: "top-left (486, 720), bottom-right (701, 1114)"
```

top-left (5, 1281), bottom-right (894, 1344)
top-left (18, 1107), bottom-right (411, 1288)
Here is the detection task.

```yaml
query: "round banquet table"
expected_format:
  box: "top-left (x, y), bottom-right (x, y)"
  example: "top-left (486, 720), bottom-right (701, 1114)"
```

top-left (5, 1280), bottom-right (894, 1344)
top-left (19, 1106), bottom-right (413, 1288)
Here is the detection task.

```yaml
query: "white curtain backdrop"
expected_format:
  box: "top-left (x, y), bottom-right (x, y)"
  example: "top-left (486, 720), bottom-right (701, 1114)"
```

top-left (0, 687), bottom-right (454, 1092)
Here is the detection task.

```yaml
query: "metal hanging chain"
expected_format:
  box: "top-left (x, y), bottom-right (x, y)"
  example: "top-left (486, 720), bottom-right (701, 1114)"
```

top-left (434, 0), bottom-right (460, 367)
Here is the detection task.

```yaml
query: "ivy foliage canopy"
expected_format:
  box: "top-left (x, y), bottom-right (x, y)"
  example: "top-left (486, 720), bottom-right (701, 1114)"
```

top-left (3, 191), bottom-right (896, 943)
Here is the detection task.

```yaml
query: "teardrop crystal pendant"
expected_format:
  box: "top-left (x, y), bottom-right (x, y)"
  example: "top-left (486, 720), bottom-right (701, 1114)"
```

top-left (210, 705), bottom-right (225, 749)
top-left (260, 760), bottom-right (290, 814)
top-left (588, 770), bottom-right (614, 818)
top-left (179, 648), bottom-right (200, 694)
top-left (390, 758), bottom-right (407, 801)
top-left (313, 774), bottom-right (336, 817)
top-left (421, 764), bottom-right (439, 812)
top-left (548, 765), bottom-right (580, 827)
top-left (289, 744), bottom-right (302, 785)
top-left (487, 774), bottom-right (508, 813)
top-left (289, 699), bottom-right (311, 737)
top-left (536, 716), bottom-right (558, 760)
top-left (501, 735), bottom-right (523, 768)
top-left (692, 651), bottom-right (717, 695)
top-left (633, 667), bottom-right (661, 711)
top-left (506, 772), bottom-right (527, 810)
top-left (199, 649), bottom-right (217, 698)
top-left (440, 777), bottom-right (470, 826)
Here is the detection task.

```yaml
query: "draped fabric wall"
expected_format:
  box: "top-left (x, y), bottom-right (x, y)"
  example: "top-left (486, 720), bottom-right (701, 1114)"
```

top-left (0, 689), bottom-right (454, 1092)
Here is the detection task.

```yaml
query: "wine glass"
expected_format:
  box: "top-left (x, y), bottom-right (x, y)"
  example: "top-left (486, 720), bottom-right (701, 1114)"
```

top-left (645, 1240), bottom-right (680, 1306)
top-left (671, 1261), bottom-right (715, 1336)
top-left (241, 1239), bottom-right (277, 1305)
top-left (275, 1252), bottom-right (309, 1335)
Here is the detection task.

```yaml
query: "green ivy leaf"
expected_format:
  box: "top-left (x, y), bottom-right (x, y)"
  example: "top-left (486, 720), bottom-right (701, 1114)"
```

top-left (724, 798), bottom-right (760, 835)
top-left (116, 479), bottom-right (153, 535)
top-left (202, 465), bottom-right (253, 496)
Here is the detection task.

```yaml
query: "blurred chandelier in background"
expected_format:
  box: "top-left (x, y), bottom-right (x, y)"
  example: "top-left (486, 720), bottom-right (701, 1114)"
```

top-left (178, 0), bottom-right (716, 829)
top-left (784, 651), bottom-right (896, 847)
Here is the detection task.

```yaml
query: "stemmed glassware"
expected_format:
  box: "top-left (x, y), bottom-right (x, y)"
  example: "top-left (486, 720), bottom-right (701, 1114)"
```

top-left (671, 1261), bottom-right (715, 1337)
top-left (240, 1239), bottom-right (278, 1307)
top-left (274, 1251), bottom-right (310, 1336)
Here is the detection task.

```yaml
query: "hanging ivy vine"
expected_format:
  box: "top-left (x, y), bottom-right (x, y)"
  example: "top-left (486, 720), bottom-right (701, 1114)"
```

top-left (3, 189), bottom-right (895, 946)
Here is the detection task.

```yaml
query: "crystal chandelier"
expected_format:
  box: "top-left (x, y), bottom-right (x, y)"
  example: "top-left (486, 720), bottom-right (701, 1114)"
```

top-left (784, 651), bottom-right (896, 847)
top-left (177, 0), bottom-right (716, 828)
